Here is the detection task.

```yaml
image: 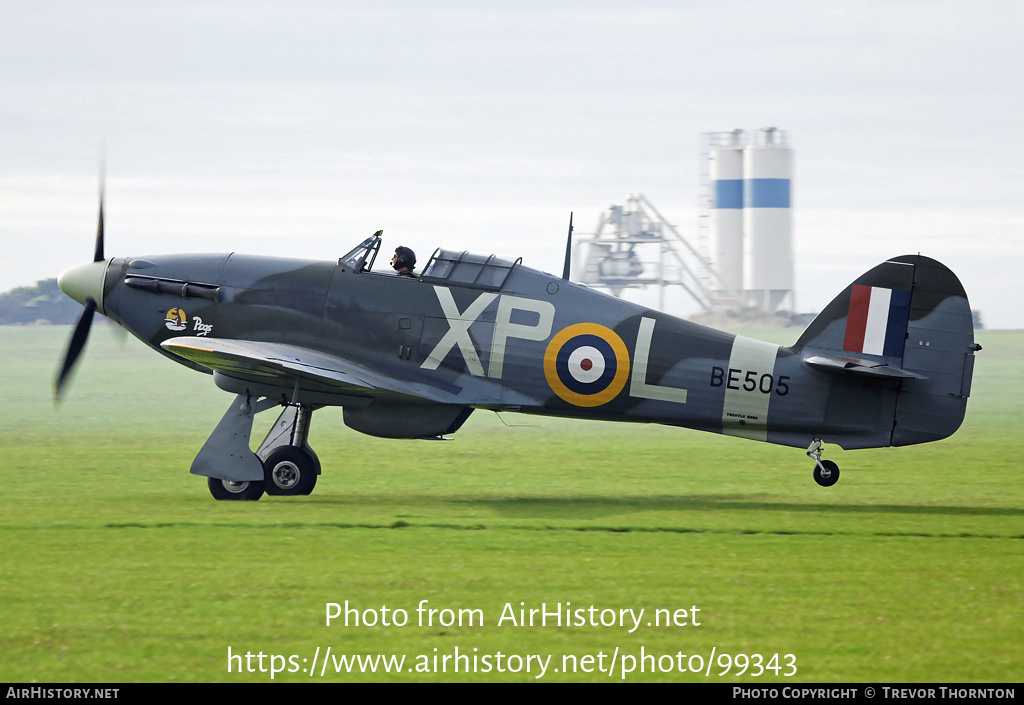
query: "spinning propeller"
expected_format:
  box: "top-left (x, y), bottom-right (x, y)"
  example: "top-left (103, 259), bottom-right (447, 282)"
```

top-left (53, 180), bottom-right (110, 403)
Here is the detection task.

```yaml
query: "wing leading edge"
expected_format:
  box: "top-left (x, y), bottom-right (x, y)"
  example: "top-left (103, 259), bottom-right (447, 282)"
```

top-left (160, 337), bottom-right (476, 405)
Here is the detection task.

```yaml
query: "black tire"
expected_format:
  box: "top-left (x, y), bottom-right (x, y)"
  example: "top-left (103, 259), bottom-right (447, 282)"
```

top-left (813, 460), bottom-right (840, 487)
top-left (263, 447), bottom-right (318, 496)
top-left (208, 477), bottom-right (265, 501)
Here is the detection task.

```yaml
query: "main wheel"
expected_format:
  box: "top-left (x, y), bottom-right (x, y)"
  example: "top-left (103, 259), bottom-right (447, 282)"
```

top-left (263, 447), bottom-right (318, 496)
top-left (813, 460), bottom-right (840, 487)
top-left (208, 477), bottom-right (265, 501)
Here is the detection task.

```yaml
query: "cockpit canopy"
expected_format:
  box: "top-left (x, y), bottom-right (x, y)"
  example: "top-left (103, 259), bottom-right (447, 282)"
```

top-left (420, 249), bottom-right (520, 290)
top-left (339, 231), bottom-right (382, 272)
top-left (340, 232), bottom-right (521, 290)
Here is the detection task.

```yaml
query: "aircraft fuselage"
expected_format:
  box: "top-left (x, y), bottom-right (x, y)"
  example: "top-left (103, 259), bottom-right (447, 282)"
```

top-left (91, 250), bottom-right (953, 452)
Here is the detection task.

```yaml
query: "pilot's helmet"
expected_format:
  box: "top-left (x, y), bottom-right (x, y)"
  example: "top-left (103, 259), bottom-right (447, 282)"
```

top-left (393, 246), bottom-right (416, 271)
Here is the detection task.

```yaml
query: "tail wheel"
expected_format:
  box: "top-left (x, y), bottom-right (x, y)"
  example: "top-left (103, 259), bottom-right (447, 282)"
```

top-left (263, 447), bottom-right (318, 496)
top-left (208, 477), bottom-right (265, 501)
top-left (813, 460), bottom-right (840, 487)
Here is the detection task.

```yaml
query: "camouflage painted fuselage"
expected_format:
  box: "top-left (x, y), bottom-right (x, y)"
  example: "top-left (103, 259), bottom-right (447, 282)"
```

top-left (96, 248), bottom-right (976, 450)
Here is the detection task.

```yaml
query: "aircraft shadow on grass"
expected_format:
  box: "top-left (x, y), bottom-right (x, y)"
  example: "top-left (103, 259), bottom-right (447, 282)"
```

top-left (298, 494), bottom-right (1023, 525)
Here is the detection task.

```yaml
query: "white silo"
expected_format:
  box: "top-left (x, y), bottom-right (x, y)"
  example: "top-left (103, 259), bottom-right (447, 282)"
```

top-left (743, 127), bottom-right (793, 311)
top-left (709, 129), bottom-right (745, 301)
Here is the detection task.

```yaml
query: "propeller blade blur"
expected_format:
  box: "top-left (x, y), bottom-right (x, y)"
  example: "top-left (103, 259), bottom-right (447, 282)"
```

top-left (94, 186), bottom-right (104, 263)
top-left (53, 298), bottom-right (96, 403)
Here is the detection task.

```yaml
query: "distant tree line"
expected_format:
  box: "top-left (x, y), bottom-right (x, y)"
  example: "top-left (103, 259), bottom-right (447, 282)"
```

top-left (0, 279), bottom-right (82, 325)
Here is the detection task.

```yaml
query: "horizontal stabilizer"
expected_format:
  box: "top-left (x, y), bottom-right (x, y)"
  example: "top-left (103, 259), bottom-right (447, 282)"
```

top-left (804, 353), bottom-right (926, 380)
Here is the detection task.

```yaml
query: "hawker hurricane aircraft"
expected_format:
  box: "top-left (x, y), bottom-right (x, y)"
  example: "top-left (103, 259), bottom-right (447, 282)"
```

top-left (55, 193), bottom-right (979, 500)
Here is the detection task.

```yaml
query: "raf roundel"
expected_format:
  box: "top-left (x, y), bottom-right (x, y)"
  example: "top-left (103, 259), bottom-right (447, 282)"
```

top-left (544, 323), bottom-right (630, 407)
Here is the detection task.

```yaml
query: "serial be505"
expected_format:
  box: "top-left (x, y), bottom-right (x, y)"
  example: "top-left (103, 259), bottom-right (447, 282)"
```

top-left (55, 193), bottom-right (980, 500)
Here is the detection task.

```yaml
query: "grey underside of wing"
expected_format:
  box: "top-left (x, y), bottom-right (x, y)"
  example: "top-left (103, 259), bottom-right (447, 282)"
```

top-left (160, 337), bottom-right (470, 404)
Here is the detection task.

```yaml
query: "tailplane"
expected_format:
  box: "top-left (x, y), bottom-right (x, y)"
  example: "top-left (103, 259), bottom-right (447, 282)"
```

top-left (793, 255), bottom-right (978, 446)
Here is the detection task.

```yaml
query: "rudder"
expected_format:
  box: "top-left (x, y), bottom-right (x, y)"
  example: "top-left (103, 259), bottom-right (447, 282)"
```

top-left (889, 255), bottom-right (978, 445)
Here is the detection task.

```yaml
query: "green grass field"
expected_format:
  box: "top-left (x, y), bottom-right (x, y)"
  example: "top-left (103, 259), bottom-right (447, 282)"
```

top-left (1, 325), bottom-right (1021, 682)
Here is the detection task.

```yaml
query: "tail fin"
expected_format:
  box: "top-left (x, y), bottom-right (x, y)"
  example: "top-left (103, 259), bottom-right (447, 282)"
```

top-left (793, 255), bottom-right (977, 446)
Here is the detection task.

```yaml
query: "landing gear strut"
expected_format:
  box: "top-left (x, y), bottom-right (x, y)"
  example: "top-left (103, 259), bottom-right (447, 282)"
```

top-left (806, 439), bottom-right (840, 487)
top-left (194, 393), bottom-right (321, 501)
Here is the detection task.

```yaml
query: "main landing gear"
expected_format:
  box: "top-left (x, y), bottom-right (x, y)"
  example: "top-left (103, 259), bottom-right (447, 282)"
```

top-left (195, 394), bottom-right (321, 501)
top-left (207, 477), bottom-right (265, 501)
top-left (806, 439), bottom-right (840, 487)
top-left (262, 447), bottom-right (317, 496)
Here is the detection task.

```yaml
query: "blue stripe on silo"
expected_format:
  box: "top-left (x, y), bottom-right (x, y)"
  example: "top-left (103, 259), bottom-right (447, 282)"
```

top-left (714, 180), bottom-right (743, 209)
top-left (745, 178), bottom-right (791, 208)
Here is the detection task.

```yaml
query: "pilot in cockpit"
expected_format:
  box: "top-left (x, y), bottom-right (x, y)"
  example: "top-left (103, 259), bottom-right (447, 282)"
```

top-left (391, 246), bottom-right (417, 277)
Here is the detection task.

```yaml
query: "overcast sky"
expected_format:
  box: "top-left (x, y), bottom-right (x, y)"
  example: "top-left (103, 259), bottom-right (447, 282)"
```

top-left (2, 1), bottom-right (1022, 327)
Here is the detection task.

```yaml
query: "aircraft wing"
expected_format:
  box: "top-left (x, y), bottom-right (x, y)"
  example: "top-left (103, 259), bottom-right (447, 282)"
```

top-left (161, 337), bottom-right (480, 405)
